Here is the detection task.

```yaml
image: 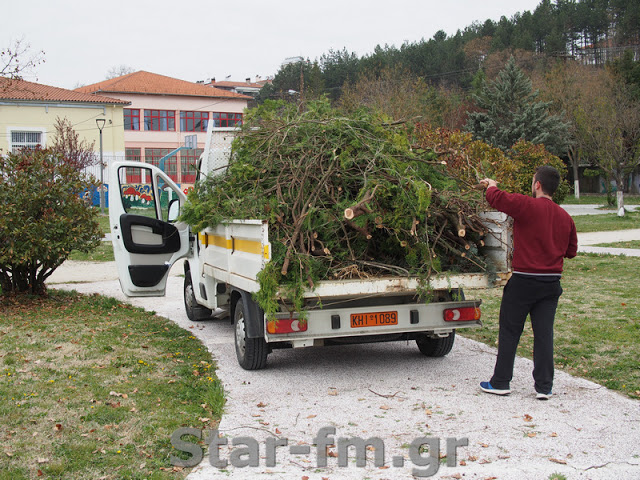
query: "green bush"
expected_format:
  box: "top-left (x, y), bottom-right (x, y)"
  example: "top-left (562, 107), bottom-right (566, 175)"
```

top-left (0, 147), bottom-right (101, 294)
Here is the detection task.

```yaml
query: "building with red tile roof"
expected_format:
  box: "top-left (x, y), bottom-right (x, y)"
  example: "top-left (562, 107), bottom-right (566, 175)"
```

top-left (76, 71), bottom-right (251, 185)
top-left (0, 76), bottom-right (128, 157)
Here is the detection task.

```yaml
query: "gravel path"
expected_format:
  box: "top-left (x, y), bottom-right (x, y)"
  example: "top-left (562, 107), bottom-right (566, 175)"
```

top-left (50, 270), bottom-right (640, 480)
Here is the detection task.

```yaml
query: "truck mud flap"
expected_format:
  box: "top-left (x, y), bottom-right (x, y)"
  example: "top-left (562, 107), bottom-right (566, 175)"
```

top-left (235, 289), bottom-right (265, 339)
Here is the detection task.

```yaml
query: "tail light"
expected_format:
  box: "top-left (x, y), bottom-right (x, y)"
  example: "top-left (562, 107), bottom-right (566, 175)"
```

top-left (267, 318), bottom-right (308, 334)
top-left (443, 307), bottom-right (481, 322)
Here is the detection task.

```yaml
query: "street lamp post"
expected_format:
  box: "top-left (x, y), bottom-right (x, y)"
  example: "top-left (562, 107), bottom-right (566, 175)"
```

top-left (96, 118), bottom-right (106, 214)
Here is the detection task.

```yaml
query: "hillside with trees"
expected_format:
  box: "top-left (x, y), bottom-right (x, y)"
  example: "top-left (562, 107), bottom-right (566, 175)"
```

top-left (259, 0), bottom-right (640, 201)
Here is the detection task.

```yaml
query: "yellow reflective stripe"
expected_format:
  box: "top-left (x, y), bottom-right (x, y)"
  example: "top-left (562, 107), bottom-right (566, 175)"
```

top-left (198, 233), bottom-right (269, 259)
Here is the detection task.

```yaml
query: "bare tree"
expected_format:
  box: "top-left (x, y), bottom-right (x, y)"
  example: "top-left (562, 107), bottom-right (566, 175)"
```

top-left (1, 38), bottom-right (45, 80)
top-left (574, 69), bottom-right (640, 213)
top-left (50, 117), bottom-right (98, 170)
top-left (105, 65), bottom-right (135, 79)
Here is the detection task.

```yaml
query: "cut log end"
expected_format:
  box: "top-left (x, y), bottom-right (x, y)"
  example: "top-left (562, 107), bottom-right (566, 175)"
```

top-left (344, 208), bottom-right (356, 220)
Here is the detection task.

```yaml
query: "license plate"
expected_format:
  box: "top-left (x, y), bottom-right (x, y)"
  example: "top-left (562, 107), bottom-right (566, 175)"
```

top-left (350, 311), bottom-right (398, 328)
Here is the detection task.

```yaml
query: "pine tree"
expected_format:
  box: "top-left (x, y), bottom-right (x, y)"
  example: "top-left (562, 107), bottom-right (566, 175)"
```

top-left (465, 57), bottom-right (569, 154)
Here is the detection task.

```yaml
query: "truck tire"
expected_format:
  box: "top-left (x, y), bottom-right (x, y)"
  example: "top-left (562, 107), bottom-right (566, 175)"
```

top-left (184, 274), bottom-right (212, 321)
top-left (416, 331), bottom-right (455, 357)
top-left (234, 298), bottom-right (268, 370)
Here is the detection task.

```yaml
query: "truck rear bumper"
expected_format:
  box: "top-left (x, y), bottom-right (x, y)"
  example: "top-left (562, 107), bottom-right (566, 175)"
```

top-left (264, 299), bottom-right (481, 347)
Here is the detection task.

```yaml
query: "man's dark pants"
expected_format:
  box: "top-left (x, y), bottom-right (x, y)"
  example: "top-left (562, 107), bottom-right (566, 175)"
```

top-left (490, 273), bottom-right (563, 394)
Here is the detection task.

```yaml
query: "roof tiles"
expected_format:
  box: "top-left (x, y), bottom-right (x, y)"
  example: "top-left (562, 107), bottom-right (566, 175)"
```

top-left (0, 77), bottom-right (130, 104)
top-left (75, 71), bottom-right (251, 100)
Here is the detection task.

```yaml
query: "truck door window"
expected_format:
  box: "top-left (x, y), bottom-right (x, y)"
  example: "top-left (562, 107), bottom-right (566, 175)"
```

top-left (117, 166), bottom-right (158, 220)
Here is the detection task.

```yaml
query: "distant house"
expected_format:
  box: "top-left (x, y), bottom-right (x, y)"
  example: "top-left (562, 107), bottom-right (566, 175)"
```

top-left (75, 71), bottom-right (251, 186)
top-left (202, 76), bottom-right (271, 104)
top-left (0, 76), bottom-right (128, 157)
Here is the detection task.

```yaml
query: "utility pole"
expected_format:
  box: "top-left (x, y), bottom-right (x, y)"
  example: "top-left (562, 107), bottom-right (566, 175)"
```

top-left (96, 118), bottom-right (106, 214)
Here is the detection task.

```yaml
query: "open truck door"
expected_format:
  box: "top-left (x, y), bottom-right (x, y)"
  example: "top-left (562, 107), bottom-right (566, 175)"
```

top-left (109, 162), bottom-right (190, 297)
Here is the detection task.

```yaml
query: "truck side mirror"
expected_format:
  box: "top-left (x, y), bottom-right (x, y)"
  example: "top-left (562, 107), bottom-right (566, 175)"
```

top-left (167, 198), bottom-right (180, 222)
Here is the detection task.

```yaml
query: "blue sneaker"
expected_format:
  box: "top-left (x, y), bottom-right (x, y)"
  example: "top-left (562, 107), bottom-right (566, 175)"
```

top-left (480, 381), bottom-right (511, 396)
top-left (536, 392), bottom-right (552, 400)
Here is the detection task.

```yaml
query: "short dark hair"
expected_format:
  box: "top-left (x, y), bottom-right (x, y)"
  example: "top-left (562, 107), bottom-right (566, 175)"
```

top-left (534, 165), bottom-right (560, 196)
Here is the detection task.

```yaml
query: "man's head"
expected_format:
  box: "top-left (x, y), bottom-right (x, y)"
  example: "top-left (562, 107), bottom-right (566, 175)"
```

top-left (532, 165), bottom-right (560, 198)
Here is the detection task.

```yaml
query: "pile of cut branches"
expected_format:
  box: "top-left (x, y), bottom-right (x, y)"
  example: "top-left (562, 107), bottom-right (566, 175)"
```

top-left (181, 100), bottom-right (492, 315)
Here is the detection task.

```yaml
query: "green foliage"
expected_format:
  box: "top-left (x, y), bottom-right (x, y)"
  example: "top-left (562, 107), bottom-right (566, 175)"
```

top-left (465, 57), bottom-right (570, 155)
top-left (414, 126), bottom-right (570, 201)
top-left (181, 99), bottom-right (489, 317)
top-left (0, 148), bottom-right (101, 294)
top-left (508, 140), bottom-right (570, 203)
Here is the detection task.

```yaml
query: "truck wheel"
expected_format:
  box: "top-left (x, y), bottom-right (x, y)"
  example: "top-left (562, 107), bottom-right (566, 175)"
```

top-left (184, 274), bottom-right (212, 321)
top-left (416, 331), bottom-right (455, 357)
top-left (234, 298), bottom-right (268, 370)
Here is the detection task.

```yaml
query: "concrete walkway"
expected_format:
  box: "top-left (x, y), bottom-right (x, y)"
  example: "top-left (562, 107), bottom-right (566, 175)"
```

top-left (561, 204), bottom-right (639, 216)
top-left (577, 229), bottom-right (640, 257)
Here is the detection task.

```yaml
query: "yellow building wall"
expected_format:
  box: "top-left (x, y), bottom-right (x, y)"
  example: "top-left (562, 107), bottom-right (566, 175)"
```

top-left (0, 102), bottom-right (125, 156)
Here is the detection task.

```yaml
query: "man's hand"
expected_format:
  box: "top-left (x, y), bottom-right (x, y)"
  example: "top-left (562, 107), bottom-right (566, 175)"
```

top-left (480, 178), bottom-right (498, 189)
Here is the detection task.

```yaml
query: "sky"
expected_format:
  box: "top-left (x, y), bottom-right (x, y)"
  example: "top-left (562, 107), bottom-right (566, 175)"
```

top-left (3, 0), bottom-right (542, 90)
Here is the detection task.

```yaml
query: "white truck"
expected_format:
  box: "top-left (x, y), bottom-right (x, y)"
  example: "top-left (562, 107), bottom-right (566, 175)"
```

top-left (108, 128), bottom-right (511, 370)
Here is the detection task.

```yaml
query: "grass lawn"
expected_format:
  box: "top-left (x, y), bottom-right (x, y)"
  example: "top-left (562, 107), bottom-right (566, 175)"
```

top-left (593, 240), bottom-right (640, 249)
top-left (0, 290), bottom-right (223, 480)
top-left (572, 211), bottom-right (640, 232)
top-left (562, 193), bottom-right (640, 205)
top-left (463, 253), bottom-right (640, 399)
top-left (69, 242), bottom-right (115, 262)
top-left (96, 213), bottom-right (110, 236)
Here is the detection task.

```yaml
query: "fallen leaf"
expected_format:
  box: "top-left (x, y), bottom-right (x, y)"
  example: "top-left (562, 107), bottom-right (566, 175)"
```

top-left (328, 388), bottom-right (338, 396)
top-left (459, 460), bottom-right (467, 466)
top-left (302, 476), bottom-right (309, 480)
top-left (37, 458), bottom-right (49, 464)
top-left (199, 417), bottom-right (210, 423)
top-left (425, 409), bottom-right (433, 415)
top-left (550, 432), bottom-right (558, 437)
top-left (380, 405), bottom-right (390, 410)
top-left (257, 402), bottom-right (267, 407)
top-left (527, 433), bottom-right (537, 438)
top-left (480, 443), bottom-right (489, 448)
top-left (523, 414), bottom-right (533, 422)
top-left (307, 414), bottom-right (317, 419)
top-left (550, 458), bottom-right (567, 464)
top-left (54, 424), bottom-right (63, 431)
top-left (37, 470), bottom-right (44, 477)
top-left (275, 428), bottom-right (281, 434)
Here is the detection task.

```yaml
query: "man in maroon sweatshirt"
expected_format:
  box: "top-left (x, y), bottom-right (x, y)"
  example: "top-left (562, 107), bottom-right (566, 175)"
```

top-left (479, 166), bottom-right (578, 400)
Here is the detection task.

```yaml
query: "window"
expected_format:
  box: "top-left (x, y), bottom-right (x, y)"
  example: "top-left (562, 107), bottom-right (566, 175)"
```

top-left (211, 112), bottom-right (243, 127)
top-left (125, 148), bottom-right (142, 182)
top-left (124, 109), bottom-right (140, 130)
top-left (117, 165), bottom-right (158, 218)
top-left (180, 111), bottom-right (208, 132)
top-left (145, 148), bottom-right (178, 182)
top-left (180, 148), bottom-right (203, 183)
top-left (11, 131), bottom-right (42, 152)
top-left (144, 110), bottom-right (176, 131)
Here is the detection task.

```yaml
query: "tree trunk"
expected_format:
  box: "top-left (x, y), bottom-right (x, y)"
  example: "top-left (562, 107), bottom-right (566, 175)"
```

top-left (616, 172), bottom-right (625, 217)
top-left (569, 146), bottom-right (580, 200)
